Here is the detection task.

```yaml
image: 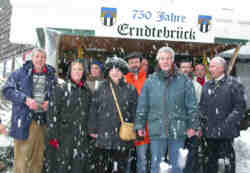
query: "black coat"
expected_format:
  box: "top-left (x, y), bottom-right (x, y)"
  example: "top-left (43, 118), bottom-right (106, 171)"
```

top-left (88, 79), bottom-right (138, 150)
top-left (199, 75), bottom-right (246, 138)
top-left (45, 80), bottom-right (92, 173)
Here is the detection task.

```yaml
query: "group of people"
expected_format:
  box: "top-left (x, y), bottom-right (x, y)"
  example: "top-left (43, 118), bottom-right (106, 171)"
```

top-left (1, 46), bottom-right (246, 173)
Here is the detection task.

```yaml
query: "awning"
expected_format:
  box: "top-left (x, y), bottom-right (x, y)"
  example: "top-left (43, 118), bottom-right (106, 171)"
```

top-left (219, 42), bottom-right (250, 59)
top-left (215, 38), bottom-right (248, 45)
top-left (38, 27), bottom-right (246, 57)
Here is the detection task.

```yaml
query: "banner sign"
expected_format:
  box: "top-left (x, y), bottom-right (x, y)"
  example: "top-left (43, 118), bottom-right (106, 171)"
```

top-left (96, 7), bottom-right (215, 43)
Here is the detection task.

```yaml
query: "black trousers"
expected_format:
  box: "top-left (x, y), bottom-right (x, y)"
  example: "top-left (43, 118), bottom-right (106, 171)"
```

top-left (95, 148), bottom-right (130, 173)
top-left (204, 138), bottom-right (235, 173)
top-left (183, 136), bottom-right (200, 173)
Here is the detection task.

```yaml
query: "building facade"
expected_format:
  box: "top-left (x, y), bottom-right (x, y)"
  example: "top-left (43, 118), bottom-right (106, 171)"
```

top-left (0, 0), bottom-right (33, 78)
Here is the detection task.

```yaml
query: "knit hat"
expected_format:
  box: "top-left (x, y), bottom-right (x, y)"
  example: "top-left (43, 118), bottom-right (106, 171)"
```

top-left (104, 57), bottom-right (129, 76)
top-left (90, 59), bottom-right (104, 72)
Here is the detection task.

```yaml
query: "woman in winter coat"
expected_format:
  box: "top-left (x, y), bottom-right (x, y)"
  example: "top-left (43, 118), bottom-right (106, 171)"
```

top-left (45, 59), bottom-right (93, 173)
top-left (88, 57), bottom-right (138, 173)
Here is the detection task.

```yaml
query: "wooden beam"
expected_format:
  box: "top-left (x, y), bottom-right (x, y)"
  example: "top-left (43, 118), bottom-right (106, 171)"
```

top-left (227, 45), bottom-right (241, 75)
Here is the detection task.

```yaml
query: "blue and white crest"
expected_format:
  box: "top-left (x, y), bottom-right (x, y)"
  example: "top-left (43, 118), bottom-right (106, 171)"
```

top-left (101, 7), bottom-right (117, 27)
top-left (198, 15), bottom-right (212, 33)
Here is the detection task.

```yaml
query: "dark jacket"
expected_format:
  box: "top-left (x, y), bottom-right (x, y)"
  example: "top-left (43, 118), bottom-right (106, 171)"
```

top-left (2, 61), bottom-right (56, 140)
top-left (199, 75), bottom-right (247, 138)
top-left (46, 79), bottom-right (92, 173)
top-left (88, 78), bottom-right (138, 150)
top-left (86, 75), bottom-right (104, 94)
top-left (134, 70), bottom-right (200, 140)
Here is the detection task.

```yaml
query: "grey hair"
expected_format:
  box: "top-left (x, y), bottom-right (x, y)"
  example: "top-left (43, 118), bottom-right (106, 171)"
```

top-left (212, 56), bottom-right (227, 71)
top-left (31, 48), bottom-right (47, 58)
top-left (156, 46), bottom-right (175, 61)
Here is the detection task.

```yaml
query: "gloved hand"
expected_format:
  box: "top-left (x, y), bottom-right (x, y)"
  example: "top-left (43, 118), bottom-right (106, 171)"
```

top-left (49, 139), bottom-right (59, 149)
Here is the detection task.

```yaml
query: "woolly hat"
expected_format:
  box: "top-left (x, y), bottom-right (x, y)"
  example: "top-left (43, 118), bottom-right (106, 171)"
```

top-left (104, 57), bottom-right (129, 76)
top-left (90, 59), bottom-right (104, 72)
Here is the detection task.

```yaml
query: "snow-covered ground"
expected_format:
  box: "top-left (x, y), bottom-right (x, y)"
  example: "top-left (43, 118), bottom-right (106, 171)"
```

top-left (234, 128), bottom-right (250, 173)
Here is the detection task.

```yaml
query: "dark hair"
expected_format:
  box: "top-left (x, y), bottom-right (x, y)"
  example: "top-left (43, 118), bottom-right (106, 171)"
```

top-left (179, 59), bottom-right (193, 67)
top-left (125, 52), bottom-right (143, 61)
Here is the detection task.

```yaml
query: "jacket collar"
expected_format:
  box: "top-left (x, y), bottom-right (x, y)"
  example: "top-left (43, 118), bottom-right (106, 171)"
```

top-left (32, 66), bottom-right (47, 74)
top-left (23, 60), bottom-right (55, 77)
top-left (126, 68), bottom-right (146, 81)
top-left (87, 74), bottom-right (104, 81)
top-left (214, 74), bottom-right (225, 82)
top-left (157, 67), bottom-right (178, 81)
top-left (108, 77), bottom-right (127, 87)
top-left (211, 75), bottom-right (227, 87)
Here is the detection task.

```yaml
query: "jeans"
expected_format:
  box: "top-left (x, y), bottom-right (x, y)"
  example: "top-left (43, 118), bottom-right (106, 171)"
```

top-left (136, 144), bottom-right (149, 173)
top-left (150, 138), bottom-right (185, 173)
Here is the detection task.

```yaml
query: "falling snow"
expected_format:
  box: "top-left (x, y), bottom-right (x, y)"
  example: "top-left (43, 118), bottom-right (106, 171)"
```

top-left (0, 77), bottom-right (250, 172)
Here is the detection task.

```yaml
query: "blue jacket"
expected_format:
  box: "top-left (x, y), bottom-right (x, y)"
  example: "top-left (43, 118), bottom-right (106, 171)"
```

top-left (2, 61), bottom-right (56, 140)
top-left (134, 70), bottom-right (200, 140)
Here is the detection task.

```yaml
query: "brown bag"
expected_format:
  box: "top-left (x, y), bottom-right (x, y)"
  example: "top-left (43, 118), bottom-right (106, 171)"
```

top-left (119, 122), bottom-right (136, 141)
top-left (110, 82), bottom-right (136, 141)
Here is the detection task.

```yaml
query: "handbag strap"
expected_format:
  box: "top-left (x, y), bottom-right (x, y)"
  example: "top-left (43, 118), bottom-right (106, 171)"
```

top-left (110, 82), bottom-right (124, 124)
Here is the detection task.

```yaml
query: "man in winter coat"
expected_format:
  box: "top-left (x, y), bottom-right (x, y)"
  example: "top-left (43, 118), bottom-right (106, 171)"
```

top-left (199, 56), bottom-right (246, 173)
top-left (134, 46), bottom-right (200, 173)
top-left (124, 52), bottom-right (149, 173)
top-left (2, 48), bottom-right (57, 173)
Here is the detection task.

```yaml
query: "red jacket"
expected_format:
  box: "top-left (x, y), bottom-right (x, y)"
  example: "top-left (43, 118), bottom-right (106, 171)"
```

top-left (125, 69), bottom-right (150, 146)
